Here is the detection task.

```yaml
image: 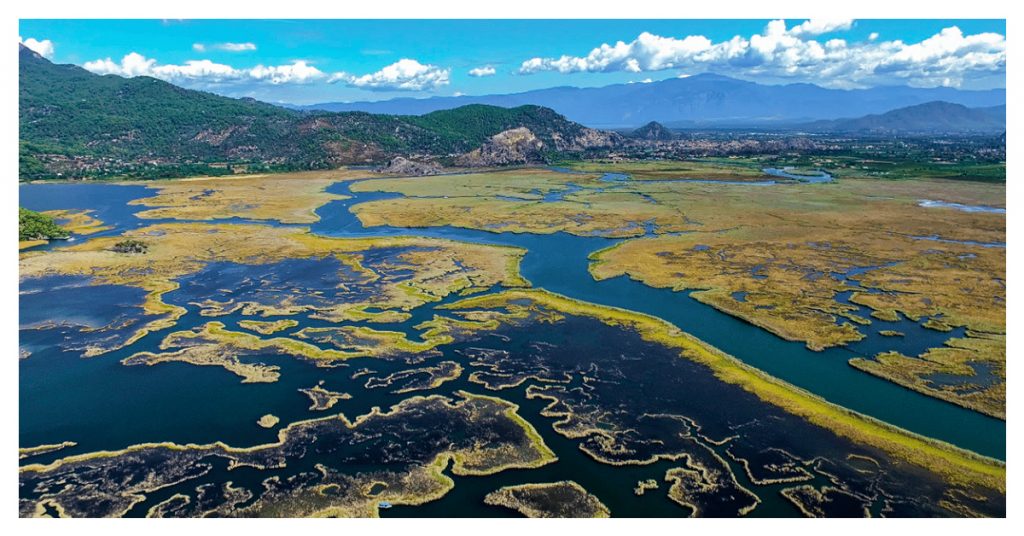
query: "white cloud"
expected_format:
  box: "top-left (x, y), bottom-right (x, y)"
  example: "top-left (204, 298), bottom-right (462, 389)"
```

top-left (871, 27), bottom-right (1006, 84)
top-left (519, 32), bottom-right (714, 74)
top-left (868, 32), bottom-right (880, 41)
top-left (468, 65), bottom-right (496, 77)
top-left (248, 60), bottom-right (322, 84)
top-left (156, 60), bottom-right (245, 82)
top-left (79, 52), bottom-right (450, 92)
top-left (331, 59), bottom-right (450, 91)
top-left (20, 36), bottom-right (55, 59)
top-left (788, 18), bottom-right (854, 38)
top-left (82, 52), bottom-right (324, 85)
top-left (192, 43), bottom-right (206, 52)
top-left (84, 52), bottom-right (156, 77)
top-left (516, 20), bottom-right (1005, 88)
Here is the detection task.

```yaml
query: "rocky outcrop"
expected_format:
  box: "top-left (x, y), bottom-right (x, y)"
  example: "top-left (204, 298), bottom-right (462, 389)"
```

top-left (630, 121), bottom-right (676, 141)
top-left (456, 127), bottom-right (547, 167)
top-left (376, 156), bottom-right (442, 176)
top-left (550, 128), bottom-right (624, 151)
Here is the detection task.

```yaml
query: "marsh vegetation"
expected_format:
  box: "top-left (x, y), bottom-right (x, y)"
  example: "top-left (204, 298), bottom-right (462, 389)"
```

top-left (19, 163), bottom-right (1005, 517)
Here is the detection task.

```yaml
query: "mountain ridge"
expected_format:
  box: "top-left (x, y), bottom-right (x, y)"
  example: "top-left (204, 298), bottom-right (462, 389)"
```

top-left (18, 45), bottom-right (615, 179)
top-left (805, 101), bottom-right (1006, 134)
top-left (297, 73), bottom-right (1006, 128)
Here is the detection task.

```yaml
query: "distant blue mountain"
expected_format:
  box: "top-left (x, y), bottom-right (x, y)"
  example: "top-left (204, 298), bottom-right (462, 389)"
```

top-left (805, 102), bottom-right (1006, 134)
top-left (298, 73), bottom-right (1006, 128)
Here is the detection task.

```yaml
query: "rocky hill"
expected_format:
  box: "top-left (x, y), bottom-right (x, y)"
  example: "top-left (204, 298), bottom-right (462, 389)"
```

top-left (18, 44), bottom-right (621, 179)
top-left (630, 121), bottom-right (677, 141)
top-left (376, 157), bottom-right (443, 176)
top-left (455, 128), bottom-right (546, 166)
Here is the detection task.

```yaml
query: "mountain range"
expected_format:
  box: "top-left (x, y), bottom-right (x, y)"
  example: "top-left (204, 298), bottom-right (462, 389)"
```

top-left (804, 101), bottom-right (1005, 134)
top-left (18, 44), bottom-right (1007, 180)
top-left (298, 73), bottom-right (1006, 128)
top-left (18, 45), bottom-right (613, 179)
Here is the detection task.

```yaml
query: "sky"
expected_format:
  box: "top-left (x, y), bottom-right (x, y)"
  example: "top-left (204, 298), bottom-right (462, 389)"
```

top-left (19, 19), bottom-right (1007, 105)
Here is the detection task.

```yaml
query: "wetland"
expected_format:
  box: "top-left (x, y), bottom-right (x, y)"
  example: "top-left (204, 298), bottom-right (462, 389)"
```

top-left (19, 164), bottom-right (1006, 517)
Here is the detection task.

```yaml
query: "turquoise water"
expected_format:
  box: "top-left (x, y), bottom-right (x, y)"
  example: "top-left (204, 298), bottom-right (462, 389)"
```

top-left (18, 172), bottom-right (1006, 517)
top-left (312, 179), bottom-right (1005, 460)
top-left (19, 177), bottom-right (1005, 459)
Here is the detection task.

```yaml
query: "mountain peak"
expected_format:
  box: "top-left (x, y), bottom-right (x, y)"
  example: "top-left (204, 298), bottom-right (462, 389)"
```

top-left (630, 121), bottom-right (676, 141)
top-left (681, 72), bottom-right (739, 82)
top-left (19, 43), bottom-right (45, 62)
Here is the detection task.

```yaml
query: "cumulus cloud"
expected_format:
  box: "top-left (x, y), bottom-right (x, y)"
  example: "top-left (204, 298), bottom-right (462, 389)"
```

top-left (84, 52), bottom-right (157, 77)
top-left (330, 59), bottom-right (450, 91)
top-left (248, 60), bottom-right (322, 84)
top-left (83, 52), bottom-right (324, 85)
top-left (20, 36), bottom-right (55, 58)
top-left (79, 52), bottom-right (450, 92)
top-left (788, 18), bottom-right (854, 37)
top-left (516, 20), bottom-right (1005, 88)
top-left (468, 65), bottom-right (496, 77)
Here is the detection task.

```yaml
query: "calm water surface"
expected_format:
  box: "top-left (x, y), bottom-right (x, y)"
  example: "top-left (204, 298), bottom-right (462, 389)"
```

top-left (19, 173), bottom-right (1005, 478)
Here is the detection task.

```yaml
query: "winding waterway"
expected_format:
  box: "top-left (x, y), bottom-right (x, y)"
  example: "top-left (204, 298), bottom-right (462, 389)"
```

top-left (19, 170), bottom-right (1005, 467)
top-left (311, 180), bottom-right (1004, 459)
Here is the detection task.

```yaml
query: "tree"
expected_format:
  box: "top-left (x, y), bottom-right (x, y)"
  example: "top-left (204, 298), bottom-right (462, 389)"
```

top-left (19, 207), bottom-right (69, 241)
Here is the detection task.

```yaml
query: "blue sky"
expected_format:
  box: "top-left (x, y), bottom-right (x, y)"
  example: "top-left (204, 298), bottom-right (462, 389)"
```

top-left (19, 19), bottom-right (1007, 104)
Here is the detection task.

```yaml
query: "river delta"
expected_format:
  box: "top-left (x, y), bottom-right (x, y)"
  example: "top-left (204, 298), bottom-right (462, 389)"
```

top-left (19, 164), bottom-right (1005, 517)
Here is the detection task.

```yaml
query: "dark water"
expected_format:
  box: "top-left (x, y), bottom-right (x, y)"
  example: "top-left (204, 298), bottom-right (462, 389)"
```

top-left (20, 275), bottom-right (146, 330)
top-left (19, 178), bottom-right (1005, 458)
top-left (19, 182), bottom-right (156, 227)
top-left (926, 362), bottom-right (998, 392)
top-left (17, 181), bottom-right (302, 254)
top-left (167, 256), bottom-right (378, 312)
top-left (21, 290), bottom-right (993, 517)
top-left (310, 180), bottom-right (1004, 460)
top-left (18, 173), bottom-right (1005, 517)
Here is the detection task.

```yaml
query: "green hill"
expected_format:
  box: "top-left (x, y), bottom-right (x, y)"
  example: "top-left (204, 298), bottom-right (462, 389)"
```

top-left (404, 104), bottom-right (589, 149)
top-left (19, 45), bottom-right (610, 180)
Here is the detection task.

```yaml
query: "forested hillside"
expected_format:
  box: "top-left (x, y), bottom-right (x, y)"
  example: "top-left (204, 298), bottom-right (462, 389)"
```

top-left (19, 44), bottom-right (614, 180)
